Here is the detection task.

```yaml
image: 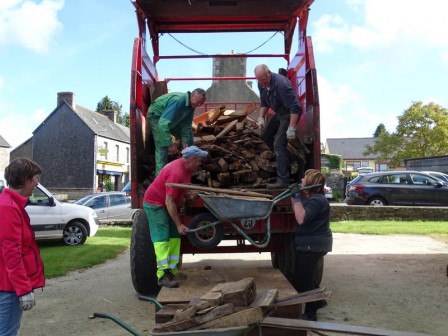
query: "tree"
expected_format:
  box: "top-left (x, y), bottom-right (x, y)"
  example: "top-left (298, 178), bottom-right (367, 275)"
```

top-left (96, 96), bottom-right (130, 127)
top-left (373, 123), bottom-right (386, 137)
top-left (364, 102), bottom-right (448, 167)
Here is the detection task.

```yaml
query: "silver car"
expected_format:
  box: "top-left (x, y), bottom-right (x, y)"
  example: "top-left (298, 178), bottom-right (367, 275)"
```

top-left (75, 192), bottom-right (137, 220)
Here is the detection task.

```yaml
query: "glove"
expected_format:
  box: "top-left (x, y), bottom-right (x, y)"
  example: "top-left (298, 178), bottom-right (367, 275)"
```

top-left (289, 183), bottom-right (302, 201)
top-left (286, 127), bottom-right (296, 140)
top-left (257, 117), bottom-right (265, 130)
top-left (19, 292), bottom-right (35, 311)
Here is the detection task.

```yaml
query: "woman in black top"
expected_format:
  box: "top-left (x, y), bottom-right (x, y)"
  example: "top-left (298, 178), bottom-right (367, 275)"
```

top-left (291, 169), bottom-right (333, 321)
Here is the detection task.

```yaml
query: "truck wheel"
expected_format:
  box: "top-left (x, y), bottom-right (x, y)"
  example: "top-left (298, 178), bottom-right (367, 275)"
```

top-left (279, 234), bottom-right (295, 285)
top-left (130, 209), bottom-right (159, 295)
top-left (62, 221), bottom-right (87, 246)
top-left (188, 213), bottom-right (223, 250)
top-left (270, 252), bottom-right (279, 268)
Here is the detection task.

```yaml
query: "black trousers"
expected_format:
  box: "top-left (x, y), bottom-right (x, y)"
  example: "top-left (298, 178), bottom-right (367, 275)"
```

top-left (293, 250), bottom-right (326, 313)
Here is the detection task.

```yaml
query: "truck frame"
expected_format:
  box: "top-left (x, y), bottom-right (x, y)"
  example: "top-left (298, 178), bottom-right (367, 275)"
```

top-left (128, 0), bottom-right (320, 295)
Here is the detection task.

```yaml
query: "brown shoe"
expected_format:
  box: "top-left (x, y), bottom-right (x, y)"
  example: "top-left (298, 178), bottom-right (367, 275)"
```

top-left (158, 273), bottom-right (179, 288)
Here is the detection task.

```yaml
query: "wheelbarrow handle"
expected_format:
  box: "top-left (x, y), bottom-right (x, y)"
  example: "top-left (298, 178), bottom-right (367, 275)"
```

top-left (92, 312), bottom-right (141, 336)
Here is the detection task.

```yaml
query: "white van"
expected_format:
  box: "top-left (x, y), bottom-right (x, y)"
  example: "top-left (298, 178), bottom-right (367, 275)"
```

top-left (26, 183), bottom-right (100, 246)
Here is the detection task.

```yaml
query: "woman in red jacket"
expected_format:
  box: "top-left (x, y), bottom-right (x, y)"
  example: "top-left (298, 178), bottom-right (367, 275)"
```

top-left (0, 158), bottom-right (45, 335)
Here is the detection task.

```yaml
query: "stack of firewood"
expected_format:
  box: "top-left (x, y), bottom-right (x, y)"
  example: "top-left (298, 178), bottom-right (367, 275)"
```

top-left (153, 277), bottom-right (332, 333)
top-left (153, 278), bottom-right (268, 333)
top-left (190, 105), bottom-right (307, 189)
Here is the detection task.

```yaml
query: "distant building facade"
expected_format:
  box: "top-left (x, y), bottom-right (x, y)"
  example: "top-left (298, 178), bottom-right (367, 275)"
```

top-left (10, 92), bottom-right (130, 199)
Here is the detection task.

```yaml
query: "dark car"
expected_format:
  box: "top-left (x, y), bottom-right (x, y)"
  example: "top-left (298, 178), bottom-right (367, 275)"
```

top-left (346, 170), bottom-right (448, 206)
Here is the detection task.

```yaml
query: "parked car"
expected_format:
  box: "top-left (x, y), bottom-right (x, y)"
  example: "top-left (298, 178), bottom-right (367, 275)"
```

top-left (422, 171), bottom-right (448, 183)
top-left (26, 183), bottom-right (100, 246)
top-left (324, 185), bottom-right (333, 199)
top-left (346, 170), bottom-right (448, 206)
top-left (75, 191), bottom-right (137, 220)
top-left (121, 181), bottom-right (131, 196)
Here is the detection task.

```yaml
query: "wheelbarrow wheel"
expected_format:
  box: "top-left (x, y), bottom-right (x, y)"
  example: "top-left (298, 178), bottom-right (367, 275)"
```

top-left (188, 213), bottom-right (223, 250)
top-left (130, 209), bottom-right (159, 295)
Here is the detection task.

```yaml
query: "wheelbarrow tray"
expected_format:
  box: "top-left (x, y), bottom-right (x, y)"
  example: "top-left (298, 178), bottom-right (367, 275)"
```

top-left (200, 194), bottom-right (273, 220)
top-left (152, 325), bottom-right (253, 336)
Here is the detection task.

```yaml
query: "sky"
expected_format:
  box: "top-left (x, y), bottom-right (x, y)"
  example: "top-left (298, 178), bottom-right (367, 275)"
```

top-left (1, 0), bottom-right (448, 151)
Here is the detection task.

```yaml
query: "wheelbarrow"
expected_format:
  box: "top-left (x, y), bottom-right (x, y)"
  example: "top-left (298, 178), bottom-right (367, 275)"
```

top-left (185, 183), bottom-right (321, 250)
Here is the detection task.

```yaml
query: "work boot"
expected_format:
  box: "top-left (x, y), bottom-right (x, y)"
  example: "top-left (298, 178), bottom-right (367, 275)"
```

top-left (172, 271), bottom-right (187, 280)
top-left (267, 180), bottom-right (289, 189)
top-left (315, 300), bottom-right (328, 310)
top-left (157, 272), bottom-right (179, 288)
top-left (299, 311), bottom-right (317, 321)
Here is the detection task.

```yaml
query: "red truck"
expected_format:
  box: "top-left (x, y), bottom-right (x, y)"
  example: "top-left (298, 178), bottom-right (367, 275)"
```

top-left (128, 0), bottom-right (321, 295)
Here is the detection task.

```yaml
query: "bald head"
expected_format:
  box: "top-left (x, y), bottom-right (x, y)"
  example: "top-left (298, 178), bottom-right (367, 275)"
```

top-left (254, 64), bottom-right (272, 88)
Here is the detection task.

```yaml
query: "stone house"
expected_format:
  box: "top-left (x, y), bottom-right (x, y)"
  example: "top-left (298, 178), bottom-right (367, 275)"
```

top-left (325, 137), bottom-right (390, 173)
top-left (0, 135), bottom-right (11, 180)
top-left (10, 92), bottom-right (130, 200)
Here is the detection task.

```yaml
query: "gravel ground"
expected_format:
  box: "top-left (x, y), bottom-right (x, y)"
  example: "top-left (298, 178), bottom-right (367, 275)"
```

top-left (19, 233), bottom-right (448, 336)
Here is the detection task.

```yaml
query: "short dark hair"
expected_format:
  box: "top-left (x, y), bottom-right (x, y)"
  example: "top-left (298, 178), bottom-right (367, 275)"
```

top-left (5, 158), bottom-right (42, 189)
top-left (192, 88), bottom-right (206, 97)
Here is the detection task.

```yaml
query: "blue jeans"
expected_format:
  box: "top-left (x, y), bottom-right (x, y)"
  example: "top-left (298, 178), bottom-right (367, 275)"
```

top-left (0, 291), bottom-right (23, 336)
top-left (261, 114), bottom-right (290, 182)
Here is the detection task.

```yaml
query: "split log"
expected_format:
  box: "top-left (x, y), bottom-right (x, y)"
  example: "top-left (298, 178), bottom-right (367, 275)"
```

top-left (165, 183), bottom-right (273, 199)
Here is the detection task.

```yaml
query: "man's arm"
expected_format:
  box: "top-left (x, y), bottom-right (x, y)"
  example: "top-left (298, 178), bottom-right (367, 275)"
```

top-left (165, 194), bottom-right (188, 235)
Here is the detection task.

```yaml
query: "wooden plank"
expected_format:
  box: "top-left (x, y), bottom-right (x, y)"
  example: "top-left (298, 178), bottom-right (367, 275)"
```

top-left (172, 305), bottom-right (199, 322)
top-left (214, 119), bottom-right (238, 140)
top-left (261, 317), bottom-right (431, 336)
top-left (209, 277), bottom-right (256, 307)
top-left (190, 307), bottom-right (263, 331)
top-left (195, 303), bottom-right (235, 325)
top-left (273, 291), bottom-right (332, 307)
top-left (250, 289), bottom-right (279, 308)
top-left (165, 182), bottom-right (272, 199)
top-left (155, 304), bottom-right (191, 324)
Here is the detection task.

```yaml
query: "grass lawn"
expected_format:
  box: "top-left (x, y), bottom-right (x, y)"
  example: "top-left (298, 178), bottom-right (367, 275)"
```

top-left (37, 222), bottom-right (448, 279)
top-left (38, 226), bottom-right (131, 278)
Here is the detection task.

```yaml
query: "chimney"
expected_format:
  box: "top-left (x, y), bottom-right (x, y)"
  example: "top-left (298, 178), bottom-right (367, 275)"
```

top-left (98, 109), bottom-right (117, 123)
top-left (57, 92), bottom-right (76, 109)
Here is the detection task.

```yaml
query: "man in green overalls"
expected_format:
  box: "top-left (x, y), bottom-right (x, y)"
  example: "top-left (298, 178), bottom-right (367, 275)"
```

top-left (147, 88), bottom-right (206, 175)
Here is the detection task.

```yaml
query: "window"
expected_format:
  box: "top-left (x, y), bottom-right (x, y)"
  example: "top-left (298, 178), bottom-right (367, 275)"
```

top-left (126, 148), bottom-right (130, 164)
top-left (104, 142), bottom-right (108, 160)
top-left (410, 174), bottom-right (436, 186)
top-left (110, 194), bottom-right (126, 206)
top-left (29, 188), bottom-right (50, 206)
top-left (380, 174), bottom-right (407, 184)
top-left (86, 196), bottom-right (106, 209)
top-left (116, 145), bottom-right (119, 162)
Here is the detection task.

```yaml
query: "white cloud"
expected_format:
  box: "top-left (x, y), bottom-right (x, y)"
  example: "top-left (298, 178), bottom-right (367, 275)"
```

top-left (0, 0), bottom-right (64, 53)
top-left (0, 106), bottom-right (48, 149)
top-left (313, 0), bottom-right (448, 53)
top-left (318, 74), bottom-right (398, 141)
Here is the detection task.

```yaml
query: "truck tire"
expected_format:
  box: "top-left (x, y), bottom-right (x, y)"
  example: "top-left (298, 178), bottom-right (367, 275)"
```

top-left (270, 252), bottom-right (279, 269)
top-left (280, 234), bottom-right (295, 285)
top-left (130, 209), bottom-right (159, 295)
top-left (187, 213), bottom-right (223, 250)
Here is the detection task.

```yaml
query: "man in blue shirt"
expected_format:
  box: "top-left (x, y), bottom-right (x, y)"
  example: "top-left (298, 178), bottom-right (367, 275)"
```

top-left (254, 64), bottom-right (302, 188)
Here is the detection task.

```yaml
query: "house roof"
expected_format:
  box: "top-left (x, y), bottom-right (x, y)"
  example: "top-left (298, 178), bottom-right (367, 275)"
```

top-left (326, 137), bottom-right (376, 160)
top-left (0, 135), bottom-right (11, 148)
top-left (75, 105), bottom-right (129, 143)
